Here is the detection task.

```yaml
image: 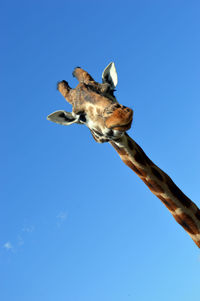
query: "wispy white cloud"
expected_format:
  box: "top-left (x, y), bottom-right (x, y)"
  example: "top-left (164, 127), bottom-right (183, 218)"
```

top-left (56, 211), bottom-right (68, 227)
top-left (3, 241), bottom-right (13, 251)
top-left (2, 224), bottom-right (35, 254)
top-left (17, 235), bottom-right (24, 246)
top-left (22, 225), bottom-right (34, 233)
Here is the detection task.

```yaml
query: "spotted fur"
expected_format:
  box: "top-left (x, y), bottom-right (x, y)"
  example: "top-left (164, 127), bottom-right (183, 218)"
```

top-left (47, 62), bottom-right (200, 248)
top-left (111, 135), bottom-right (200, 248)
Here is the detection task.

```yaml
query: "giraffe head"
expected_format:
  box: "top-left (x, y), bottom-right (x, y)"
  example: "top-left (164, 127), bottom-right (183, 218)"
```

top-left (47, 63), bottom-right (133, 142)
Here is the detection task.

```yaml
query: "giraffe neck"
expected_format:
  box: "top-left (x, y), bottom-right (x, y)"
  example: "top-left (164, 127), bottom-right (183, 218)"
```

top-left (110, 133), bottom-right (200, 248)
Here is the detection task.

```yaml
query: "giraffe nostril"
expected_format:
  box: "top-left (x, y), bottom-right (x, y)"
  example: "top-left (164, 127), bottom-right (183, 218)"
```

top-left (122, 106), bottom-right (130, 111)
top-left (124, 107), bottom-right (132, 113)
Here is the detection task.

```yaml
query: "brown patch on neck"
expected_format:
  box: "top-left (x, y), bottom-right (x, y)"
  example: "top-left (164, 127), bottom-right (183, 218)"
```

top-left (166, 177), bottom-right (191, 208)
top-left (151, 166), bottom-right (163, 182)
top-left (122, 159), bottom-right (147, 177)
top-left (143, 178), bottom-right (164, 193)
top-left (195, 209), bottom-right (200, 220)
top-left (127, 138), bottom-right (135, 150)
top-left (133, 143), bottom-right (153, 167)
top-left (134, 143), bottom-right (153, 166)
top-left (158, 196), bottom-right (178, 211)
top-left (134, 151), bottom-right (146, 166)
top-left (173, 213), bottom-right (199, 235)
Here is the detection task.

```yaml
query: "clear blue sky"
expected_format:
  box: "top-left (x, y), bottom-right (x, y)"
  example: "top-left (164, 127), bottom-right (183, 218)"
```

top-left (1, 1), bottom-right (200, 300)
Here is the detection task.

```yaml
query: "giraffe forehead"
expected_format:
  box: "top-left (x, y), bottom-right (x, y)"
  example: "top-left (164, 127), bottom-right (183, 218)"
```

top-left (75, 83), bottom-right (115, 108)
top-left (87, 105), bottom-right (102, 118)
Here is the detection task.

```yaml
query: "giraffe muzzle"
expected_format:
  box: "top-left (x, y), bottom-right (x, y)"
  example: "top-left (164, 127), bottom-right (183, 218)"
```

top-left (105, 106), bottom-right (133, 131)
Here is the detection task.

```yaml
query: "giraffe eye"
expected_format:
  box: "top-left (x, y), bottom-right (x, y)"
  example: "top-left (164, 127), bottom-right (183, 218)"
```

top-left (75, 111), bottom-right (87, 123)
top-left (79, 113), bottom-right (86, 123)
top-left (106, 130), bottom-right (114, 137)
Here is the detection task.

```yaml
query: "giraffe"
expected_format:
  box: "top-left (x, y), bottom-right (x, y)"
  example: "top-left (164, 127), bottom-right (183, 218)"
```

top-left (47, 62), bottom-right (200, 248)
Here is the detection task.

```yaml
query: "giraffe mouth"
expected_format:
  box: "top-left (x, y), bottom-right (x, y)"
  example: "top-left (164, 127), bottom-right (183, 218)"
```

top-left (105, 107), bottom-right (133, 131)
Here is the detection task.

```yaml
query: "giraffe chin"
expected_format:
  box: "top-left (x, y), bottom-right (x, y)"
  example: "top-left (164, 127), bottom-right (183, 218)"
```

top-left (105, 107), bottom-right (133, 131)
top-left (111, 120), bottom-right (133, 131)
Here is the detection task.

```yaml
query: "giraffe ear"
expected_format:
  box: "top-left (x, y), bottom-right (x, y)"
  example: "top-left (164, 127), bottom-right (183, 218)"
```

top-left (102, 62), bottom-right (118, 89)
top-left (47, 111), bottom-right (78, 125)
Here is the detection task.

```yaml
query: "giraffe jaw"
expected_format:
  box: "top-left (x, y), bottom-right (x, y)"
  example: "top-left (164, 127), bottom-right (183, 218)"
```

top-left (89, 107), bottom-right (133, 143)
top-left (110, 119), bottom-right (133, 131)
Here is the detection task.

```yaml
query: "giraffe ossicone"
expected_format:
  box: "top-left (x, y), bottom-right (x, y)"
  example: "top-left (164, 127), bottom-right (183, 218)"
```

top-left (47, 62), bottom-right (200, 248)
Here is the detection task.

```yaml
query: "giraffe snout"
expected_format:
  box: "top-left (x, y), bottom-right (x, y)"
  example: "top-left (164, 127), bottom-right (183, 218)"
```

top-left (105, 106), bottom-right (133, 131)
